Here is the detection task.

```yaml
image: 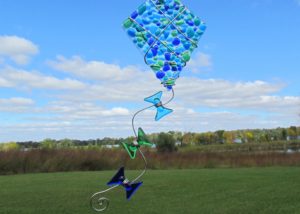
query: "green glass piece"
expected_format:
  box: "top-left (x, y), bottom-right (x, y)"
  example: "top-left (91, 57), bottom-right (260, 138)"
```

top-left (137, 128), bottom-right (153, 147)
top-left (151, 64), bottom-right (162, 71)
top-left (164, 79), bottom-right (176, 86)
top-left (169, 61), bottom-right (177, 66)
top-left (121, 142), bottom-right (138, 159)
top-left (182, 51), bottom-right (191, 62)
top-left (176, 20), bottom-right (184, 26)
top-left (158, 60), bottom-right (164, 67)
top-left (123, 18), bottom-right (133, 29)
top-left (157, 0), bottom-right (165, 5)
top-left (171, 30), bottom-right (178, 37)
top-left (194, 17), bottom-right (201, 26)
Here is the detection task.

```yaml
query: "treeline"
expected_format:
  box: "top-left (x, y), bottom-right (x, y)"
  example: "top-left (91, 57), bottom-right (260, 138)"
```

top-left (1, 149), bottom-right (300, 175)
top-left (0, 126), bottom-right (299, 151)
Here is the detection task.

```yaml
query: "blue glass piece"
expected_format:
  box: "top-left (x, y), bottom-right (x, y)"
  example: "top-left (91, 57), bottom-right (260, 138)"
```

top-left (151, 48), bottom-right (158, 56)
top-left (127, 28), bottom-right (136, 37)
top-left (107, 167), bottom-right (143, 200)
top-left (107, 167), bottom-right (125, 186)
top-left (172, 38), bottom-right (181, 46)
top-left (144, 91), bottom-right (162, 105)
top-left (126, 182), bottom-right (143, 200)
top-left (165, 52), bottom-right (171, 60)
top-left (156, 106), bottom-right (173, 121)
top-left (187, 20), bottom-right (194, 26)
top-left (167, 85), bottom-right (173, 90)
top-left (148, 37), bottom-right (155, 45)
top-left (156, 71), bottom-right (165, 79)
top-left (131, 11), bottom-right (138, 19)
top-left (163, 64), bottom-right (171, 71)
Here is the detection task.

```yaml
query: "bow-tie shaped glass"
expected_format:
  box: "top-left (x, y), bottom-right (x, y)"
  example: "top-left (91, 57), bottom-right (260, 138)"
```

top-left (107, 167), bottom-right (143, 200)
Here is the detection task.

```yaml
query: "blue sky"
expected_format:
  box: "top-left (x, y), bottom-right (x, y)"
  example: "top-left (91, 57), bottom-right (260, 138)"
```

top-left (0, 0), bottom-right (299, 142)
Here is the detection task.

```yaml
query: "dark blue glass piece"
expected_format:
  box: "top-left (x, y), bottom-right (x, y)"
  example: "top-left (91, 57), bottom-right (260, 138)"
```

top-left (125, 182), bottom-right (143, 200)
top-left (163, 64), bottom-right (171, 71)
top-left (107, 167), bottom-right (125, 186)
top-left (151, 48), bottom-right (158, 56)
top-left (131, 11), bottom-right (138, 19)
top-left (156, 71), bottom-right (165, 79)
top-left (165, 52), bottom-right (171, 60)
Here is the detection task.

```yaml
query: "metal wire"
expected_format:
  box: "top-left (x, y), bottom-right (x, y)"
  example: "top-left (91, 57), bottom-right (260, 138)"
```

top-left (90, 185), bottom-right (119, 212)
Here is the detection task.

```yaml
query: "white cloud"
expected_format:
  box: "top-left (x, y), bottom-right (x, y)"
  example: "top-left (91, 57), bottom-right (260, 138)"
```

top-left (0, 36), bottom-right (38, 65)
top-left (0, 76), bottom-right (14, 87)
top-left (1, 55), bottom-right (299, 141)
top-left (0, 97), bottom-right (34, 112)
top-left (0, 66), bottom-right (86, 90)
top-left (186, 52), bottom-right (213, 73)
top-left (175, 78), bottom-right (297, 111)
top-left (49, 58), bottom-right (299, 114)
top-left (48, 55), bottom-right (149, 82)
top-left (43, 101), bottom-right (130, 119)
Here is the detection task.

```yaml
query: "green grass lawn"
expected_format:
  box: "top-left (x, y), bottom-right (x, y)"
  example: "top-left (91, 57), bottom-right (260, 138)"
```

top-left (0, 167), bottom-right (300, 214)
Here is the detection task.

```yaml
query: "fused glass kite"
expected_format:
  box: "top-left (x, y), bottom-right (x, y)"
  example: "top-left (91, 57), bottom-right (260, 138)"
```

top-left (107, 167), bottom-right (143, 200)
top-left (123, 0), bottom-right (206, 89)
top-left (122, 127), bottom-right (153, 159)
top-left (90, 1), bottom-right (207, 212)
top-left (144, 91), bottom-right (173, 121)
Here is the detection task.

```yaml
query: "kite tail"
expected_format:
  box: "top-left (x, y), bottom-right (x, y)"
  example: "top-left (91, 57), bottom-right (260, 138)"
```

top-left (90, 89), bottom-right (174, 212)
top-left (131, 88), bottom-right (175, 181)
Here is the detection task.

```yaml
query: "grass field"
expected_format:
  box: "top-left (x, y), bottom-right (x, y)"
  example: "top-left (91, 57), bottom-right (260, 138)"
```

top-left (1, 168), bottom-right (300, 214)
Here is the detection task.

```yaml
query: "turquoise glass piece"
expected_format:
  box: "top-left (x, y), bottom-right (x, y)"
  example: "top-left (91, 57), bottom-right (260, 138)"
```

top-left (144, 91), bottom-right (173, 121)
top-left (156, 106), bottom-right (173, 121)
top-left (144, 91), bottom-right (163, 104)
top-left (123, 0), bottom-right (206, 88)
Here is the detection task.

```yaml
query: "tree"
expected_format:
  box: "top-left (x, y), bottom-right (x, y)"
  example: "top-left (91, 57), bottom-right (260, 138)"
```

top-left (215, 130), bottom-right (225, 144)
top-left (41, 138), bottom-right (56, 149)
top-left (156, 132), bottom-right (177, 153)
top-left (287, 126), bottom-right (297, 140)
top-left (182, 132), bottom-right (194, 145)
top-left (58, 139), bottom-right (73, 148)
top-left (281, 129), bottom-right (288, 140)
top-left (1, 142), bottom-right (20, 151)
top-left (245, 131), bottom-right (254, 143)
top-left (223, 131), bottom-right (234, 144)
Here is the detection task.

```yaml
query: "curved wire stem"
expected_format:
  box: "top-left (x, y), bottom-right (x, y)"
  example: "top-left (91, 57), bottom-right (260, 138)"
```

top-left (132, 148), bottom-right (147, 183)
top-left (131, 88), bottom-right (174, 182)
